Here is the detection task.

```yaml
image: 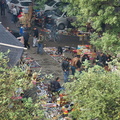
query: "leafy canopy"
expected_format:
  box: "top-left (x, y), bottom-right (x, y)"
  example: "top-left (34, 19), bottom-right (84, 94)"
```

top-left (65, 66), bottom-right (120, 120)
top-left (0, 51), bottom-right (44, 120)
top-left (62, 0), bottom-right (120, 53)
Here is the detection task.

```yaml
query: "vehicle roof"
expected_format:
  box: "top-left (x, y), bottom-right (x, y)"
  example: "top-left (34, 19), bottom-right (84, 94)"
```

top-left (19, 0), bottom-right (32, 2)
top-left (54, 0), bottom-right (60, 2)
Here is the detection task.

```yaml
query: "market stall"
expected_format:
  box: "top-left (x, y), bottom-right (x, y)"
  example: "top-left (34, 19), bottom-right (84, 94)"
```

top-left (43, 46), bottom-right (76, 63)
top-left (17, 6), bottom-right (33, 28)
top-left (72, 45), bottom-right (96, 61)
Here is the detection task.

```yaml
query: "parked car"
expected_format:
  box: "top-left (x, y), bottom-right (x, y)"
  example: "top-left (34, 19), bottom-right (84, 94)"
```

top-left (7, 0), bottom-right (32, 13)
top-left (46, 9), bottom-right (76, 30)
top-left (44, 0), bottom-right (63, 12)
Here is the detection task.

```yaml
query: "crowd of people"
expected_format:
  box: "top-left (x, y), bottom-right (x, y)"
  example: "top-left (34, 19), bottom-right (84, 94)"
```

top-left (3, 1), bottom-right (114, 92)
top-left (0, 0), bottom-right (22, 23)
top-left (14, 48), bottom-right (114, 119)
top-left (1, 2), bottom-right (117, 119)
top-left (6, 21), bottom-right (113, 85)
top-left (8, 48), bottom-right (114, 119)
top-left (61, 51), bottom-right (113, 83)
top-left (6, 24), bottom-right (44, 54)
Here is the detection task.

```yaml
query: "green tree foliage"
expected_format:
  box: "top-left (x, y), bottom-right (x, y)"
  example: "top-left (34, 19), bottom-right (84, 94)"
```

top-left (62, 0), bottom-right (120, 53)
top-left (33, 0), bottom-right (47, 10)
top-left (0, 52), bottom-right (44, 120)
top-left (90, 32), bottom-right (120, 54)
top-left (65, 66), bottom-right (120, 120)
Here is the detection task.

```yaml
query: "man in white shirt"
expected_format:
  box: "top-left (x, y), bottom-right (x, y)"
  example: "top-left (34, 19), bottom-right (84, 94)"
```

top-left (12, 6), bottom-right (17, 23)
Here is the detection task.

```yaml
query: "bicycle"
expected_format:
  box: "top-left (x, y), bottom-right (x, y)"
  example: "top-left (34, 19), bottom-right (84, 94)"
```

top-left (44, 29), bottom-right (52, 42)
top-left (53, 31), bottom-right (60, 43)
top-left (44, 29), bottom-right (60, 43)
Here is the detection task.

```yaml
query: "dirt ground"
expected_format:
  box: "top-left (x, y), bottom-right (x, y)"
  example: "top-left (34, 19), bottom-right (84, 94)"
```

top-left (25, 42), bottom-right (74, 82)
top-left (0, 11), bottom-right (88, 83)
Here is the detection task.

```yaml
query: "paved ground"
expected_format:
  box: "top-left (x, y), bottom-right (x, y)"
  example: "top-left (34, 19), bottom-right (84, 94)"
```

top-left (0, 11), bottom-right (89, 82)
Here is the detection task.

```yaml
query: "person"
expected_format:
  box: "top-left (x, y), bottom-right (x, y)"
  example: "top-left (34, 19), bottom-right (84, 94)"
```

top-left (33, 27), bottom-right (39, 47)
top-left (51, 23), bottom-right (57, 39)
top-left (76, 56), bottom-right (82, 72)
top-left (23, 29), bottom-right (30, 49)
top-left (106, 54), bottom-right (112, 62)
top-left (46, 17), bottom-right (54, 29)
top-left (37, 33), bottom-right (44, 54)
top-left (17, 7), bottom-right (22, 17)
top-left (97, 52), bottom-right (107, 67)
top-left (81, 54), bottom-right (89, 63)
top-left (58, 46), bottom-right (63, 55)
top-left (104, 64), bottom-right (111, 72)
top-left (71, 55), bottom-right (81, 75)
top-left (0, 1), bottom-right (6, 16)
top-left (61, 57), bottom-right (70, 83)
top-left (6, 27), bottom-right (13, 34)
top-left (86, 23), bottom-right (92, 32)
top-left (6, 27), bottom-right (10, 31)
top-left (11, 6), bottom-right (17, 23)
top-left (50, 77), bottom-right (64, 92)
top-left (19, 24), bottom-right (25, 36)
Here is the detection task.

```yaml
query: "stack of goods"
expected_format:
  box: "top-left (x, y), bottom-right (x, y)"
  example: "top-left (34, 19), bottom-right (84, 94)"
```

top-left (19, 53), bottom-right (41, 70)
top-left (75, 45), bottom-right (96, 60)
top-left (17, 6), bottom-right (33, 27)
top-left (35, 78), bottom-right (75, 119)
top-left (44, 46), bottom-right (77, 63)
top-left (44, 47), bottom-right (63, 63)
top-left (25, 58), bottom-right (41, 68)
top-left (44, 47), bottom-right (57, 55)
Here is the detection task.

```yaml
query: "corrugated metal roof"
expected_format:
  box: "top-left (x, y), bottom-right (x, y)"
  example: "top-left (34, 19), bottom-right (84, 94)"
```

top-left (0, 24), bottom-right (24, 67)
